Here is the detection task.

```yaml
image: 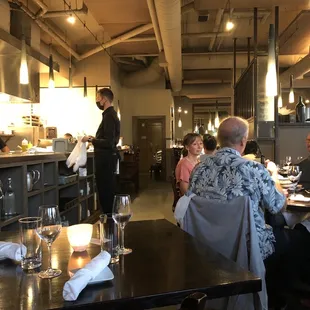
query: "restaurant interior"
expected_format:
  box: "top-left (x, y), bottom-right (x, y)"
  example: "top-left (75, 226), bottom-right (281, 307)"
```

top-left (2, 0), bottom-right (310, 309)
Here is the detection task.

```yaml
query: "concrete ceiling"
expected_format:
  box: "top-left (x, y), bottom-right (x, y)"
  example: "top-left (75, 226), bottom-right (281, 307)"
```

top-left (19, 0), bottom-right (310, 102)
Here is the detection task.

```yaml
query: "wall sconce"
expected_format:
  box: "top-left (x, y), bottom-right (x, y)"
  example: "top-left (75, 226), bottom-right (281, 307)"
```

top-left (67, 224), bottom-right (93, 252)
top-left (265, 24), bottom-right (277, 97)
top-left (278, 83), bottom-right (283, 108)
top-left (48, 54), bottom-right (55, 89)
top-left (19, 35), bottom-right (29, 85)
top-left (83, 77), bottom-right (87, 97)
top-left (289, 74), bottom-right (294, 103)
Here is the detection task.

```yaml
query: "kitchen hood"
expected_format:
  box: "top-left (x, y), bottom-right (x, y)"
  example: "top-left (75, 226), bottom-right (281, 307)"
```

top-left (0, 27), bottom-right (59, 103)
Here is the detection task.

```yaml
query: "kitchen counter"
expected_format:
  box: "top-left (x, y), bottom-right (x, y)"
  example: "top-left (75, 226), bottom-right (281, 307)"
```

top-left (0, 152), bottom-right (94, 166)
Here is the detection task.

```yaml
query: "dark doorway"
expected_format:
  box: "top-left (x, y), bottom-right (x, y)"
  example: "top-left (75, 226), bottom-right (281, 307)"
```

top-left (133, 116), bottom-right (166, 180)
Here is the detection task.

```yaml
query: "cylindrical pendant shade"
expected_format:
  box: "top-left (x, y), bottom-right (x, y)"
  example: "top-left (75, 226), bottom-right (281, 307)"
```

top-left (83, 77), bottom-right (87, 97)
top-left (265, 24), bottom-right (277, 97)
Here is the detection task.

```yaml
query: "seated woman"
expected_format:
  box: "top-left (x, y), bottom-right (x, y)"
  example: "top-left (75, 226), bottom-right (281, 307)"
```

top-left (200, 134), bottom-right (217, 161)
top-left (242, 140), bottom-right (264, 163)
top-left (175, 133), bottom-right (203, 196)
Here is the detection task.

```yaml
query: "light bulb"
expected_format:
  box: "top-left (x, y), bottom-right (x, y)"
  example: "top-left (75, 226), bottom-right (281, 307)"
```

top-left (278, 95), bottom-right (283, 108)
top-left (184, 110), bottom-right (188, 114)
top-left (48, 78), bottom-right (55, 89)
top-left (208, 119), bottom-right (212, 131)
top-left (20, 61), bottom-right (29, 84)
top-left (289, 89), bottom-right (294, 103)
top-left (67, 15), bottom-right (76, 24)
top-left (178, 107), bottom-right (182, 113)
top-left (226, 20), bottom-right (234, 31)
top-left (214, 111), bottom-right (220, 128)
top-left (265, 64), bottom-right (277, 97)
top-left (306, 99), bottom-right (309, 104)
top-left (194, 124), bottom-right (198, 132)
top-left (205, 130), bottom-right (208, 134)
top-left (178, 119), bottom-right (182, 127)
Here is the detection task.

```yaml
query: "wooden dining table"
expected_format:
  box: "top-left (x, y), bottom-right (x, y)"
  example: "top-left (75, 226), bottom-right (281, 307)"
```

top-left (0, 219), bottom-right (261, 310)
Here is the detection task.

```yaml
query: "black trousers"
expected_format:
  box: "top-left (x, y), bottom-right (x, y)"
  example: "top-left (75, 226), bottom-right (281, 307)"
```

top-left (264, 225), bottom-right (310, 292)
top-left (95, 152), bottom-right (117, 214)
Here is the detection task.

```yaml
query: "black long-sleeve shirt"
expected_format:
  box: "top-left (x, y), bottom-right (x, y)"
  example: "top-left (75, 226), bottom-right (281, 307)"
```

top-left (92, 106), bottom-right (120, 152)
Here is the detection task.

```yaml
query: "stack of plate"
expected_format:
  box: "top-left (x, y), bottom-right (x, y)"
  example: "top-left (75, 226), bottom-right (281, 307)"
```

top-left (279, 177), bottom-right (297, 190)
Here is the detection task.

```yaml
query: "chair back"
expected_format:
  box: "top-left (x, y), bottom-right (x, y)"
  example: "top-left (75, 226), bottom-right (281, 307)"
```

top-left (183, 195), bottom-right (266, 310)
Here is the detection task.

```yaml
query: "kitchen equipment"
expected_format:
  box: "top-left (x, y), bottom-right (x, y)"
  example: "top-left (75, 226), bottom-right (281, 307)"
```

top-left (27, 170), bottom-right (41, 192)
top-left (52, 138), bottom-right (76, 153)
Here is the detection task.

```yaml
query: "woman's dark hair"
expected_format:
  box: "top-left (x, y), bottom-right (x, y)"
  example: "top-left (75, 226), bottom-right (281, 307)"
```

top-left (203, 134), bottom-right (217, 151)
top-left (244, 140), bottom-right (260, 156)
top-left (182, 133), bottom-right (201, 157)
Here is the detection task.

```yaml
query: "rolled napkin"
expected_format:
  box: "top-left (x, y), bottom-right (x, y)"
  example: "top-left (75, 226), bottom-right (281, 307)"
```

top-left (0, 242), bottom-right (26, 261)
top-left (63, 251), bottom-right (111, 301)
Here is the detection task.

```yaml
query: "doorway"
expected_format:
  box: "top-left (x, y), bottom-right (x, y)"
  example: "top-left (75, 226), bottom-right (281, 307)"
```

top-left (133, 116), bottom-right (166, 180)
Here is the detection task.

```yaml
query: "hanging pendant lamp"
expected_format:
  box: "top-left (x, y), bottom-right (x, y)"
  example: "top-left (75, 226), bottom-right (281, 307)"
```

top-left (278, 83), bottom-right (283, 108)
top-left (265, 24), bottom-right (277, 97)
top-left (68, 54), bottom-right (73, 88)
top-left (19, 35), bottom-right (29, 85)
top-left (289, 74), bottom-right (294, 103)
top-left (208, 112), bottom-right (212, 131)
top-left (83, 77), bottom-right (87, 97)
top-left (214, 105), bottom-right (220, 128)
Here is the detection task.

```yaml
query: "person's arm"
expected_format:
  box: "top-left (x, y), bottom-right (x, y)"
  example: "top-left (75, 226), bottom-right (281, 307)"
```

top-left (91, 115), bottom-right (116, 149)
top-left (1, 145), bottom-right (10, 152)
top-left (258, 162), bottom-right (286, 214)
top-left (179, 181), bottom-right (189, 196)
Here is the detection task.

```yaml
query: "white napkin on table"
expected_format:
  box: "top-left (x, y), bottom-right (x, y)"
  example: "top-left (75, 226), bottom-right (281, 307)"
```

top-left (63, 251), bottom-right (111, 301)
top-left (0, 242), bottom-right (26, 261)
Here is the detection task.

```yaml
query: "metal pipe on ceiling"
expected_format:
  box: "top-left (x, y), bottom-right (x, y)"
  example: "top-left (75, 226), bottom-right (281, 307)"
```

top-left (32, 0), bottom-right (48, 17)
top-left (12, 0), bottom-right (81, 60)
top-left (147, 0), bottom-right (164, 51)
top-left (43, 3), bottom-right (88, 18)
top-left (79, 23), bottom-right (153, 60)
top-left (181, 1), bottom-right (195, 14)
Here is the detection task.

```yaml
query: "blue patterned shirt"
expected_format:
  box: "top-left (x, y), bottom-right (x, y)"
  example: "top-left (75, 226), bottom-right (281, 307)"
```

top-left (189, 147), bottom-right (285, 260)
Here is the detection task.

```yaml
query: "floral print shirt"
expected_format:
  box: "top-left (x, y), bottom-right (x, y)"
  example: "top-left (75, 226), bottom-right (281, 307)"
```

top-left (188, 147), bottom-right (285, 260)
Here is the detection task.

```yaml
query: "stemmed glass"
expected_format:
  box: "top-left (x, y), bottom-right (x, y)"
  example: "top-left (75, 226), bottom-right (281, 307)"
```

top-left (36, 205), bottom-right (62, 278)
top-left (112, 195), bottom-right (133, 255)
top-left (285, 156), bottom-right (292, 167)
top-left (288, 165), bottom-right (301, 196)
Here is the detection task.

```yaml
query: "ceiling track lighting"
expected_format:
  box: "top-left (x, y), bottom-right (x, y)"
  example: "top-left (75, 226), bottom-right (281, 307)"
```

top-left (19, 34), bottom-right (29, 85)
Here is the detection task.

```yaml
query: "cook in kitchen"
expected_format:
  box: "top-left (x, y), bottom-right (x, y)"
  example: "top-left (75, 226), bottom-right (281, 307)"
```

top-left (82, 88), bottom-right (120, 213)
top-left (0, 137), bottom-right (10, 152)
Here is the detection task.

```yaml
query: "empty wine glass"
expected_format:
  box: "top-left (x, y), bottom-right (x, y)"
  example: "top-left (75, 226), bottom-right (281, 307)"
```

top-left (285, 156), bottom-right (292, 167)
top-left (288, 165), bottom-right (300, 196)
top-left (112, 195), bottom-right (133, 255)
top-left (36, 205), bottom-right (62, 279)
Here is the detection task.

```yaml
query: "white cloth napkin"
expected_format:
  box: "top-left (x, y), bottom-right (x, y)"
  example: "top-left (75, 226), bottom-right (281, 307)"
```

top-left (0, 242), bottom-right (26, 261)
top-left (63, 251), bottom-right (111, 301)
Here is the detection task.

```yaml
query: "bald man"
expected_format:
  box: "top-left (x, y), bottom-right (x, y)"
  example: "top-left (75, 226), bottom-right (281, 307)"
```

top-left (189, 116), bottom-right (310, 299)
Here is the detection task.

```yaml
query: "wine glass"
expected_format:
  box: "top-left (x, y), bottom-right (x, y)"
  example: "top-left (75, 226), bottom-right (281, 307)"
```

top-left (112, 195), bottom-right (133, 255)
top-left (288, 165), bottom-right (300, 196)
top-left (36, 205), bottom-right (62, 278)
top-left (285, 156), bottom-right (292, 167)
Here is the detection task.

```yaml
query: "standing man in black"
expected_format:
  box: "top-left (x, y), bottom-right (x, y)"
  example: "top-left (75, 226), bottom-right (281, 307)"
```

top-left (82, 88), bottom-right (120, 213)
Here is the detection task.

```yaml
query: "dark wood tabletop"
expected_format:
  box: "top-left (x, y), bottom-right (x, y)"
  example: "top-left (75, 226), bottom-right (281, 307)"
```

top-left (0, 219), bottom-right (261, 310)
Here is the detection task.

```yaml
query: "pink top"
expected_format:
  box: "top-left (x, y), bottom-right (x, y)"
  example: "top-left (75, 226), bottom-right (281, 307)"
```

top-left (175, 157), bottom-right (196, 185)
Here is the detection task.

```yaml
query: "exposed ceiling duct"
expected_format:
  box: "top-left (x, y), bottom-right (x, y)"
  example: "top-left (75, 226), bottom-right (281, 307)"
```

top-left (153, 0), bottom-right (182, 92)
top-left (43, 3), bottom-right (88, 18)
top-left (121, 58), bottom-right (164, 88)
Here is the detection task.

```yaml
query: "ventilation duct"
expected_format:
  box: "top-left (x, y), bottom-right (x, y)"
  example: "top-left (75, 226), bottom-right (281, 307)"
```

top-left (122, 58), bottom-right (164, 88)
top-left (153, 0), bottom-right (182, 92)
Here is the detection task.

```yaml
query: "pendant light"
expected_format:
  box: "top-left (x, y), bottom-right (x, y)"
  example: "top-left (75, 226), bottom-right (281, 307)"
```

top-left (48, 53), bottom-right (55, 89)
top-left (68, 54), bottom-right (73, 88)
top-left (83, 77), bottom-right (87, 97)
top-left (226, 1), bottom-right (234, 31)
top-left (289, 74), bottom-right (294, 103)
top-left (265, 24), bottom-right (277, 97)
top-left (19, 34), bottom-right (29, 85)
top-left (214, 105), bottom-right (220, 128)
top-left (208, 112), bottom-right (212, 131)
top-left (205, 129), bottom-right (208, 134)
top-left (194, 123), bottom-right (198, 132)
top-left (278, 83), bottom-right (283, 108)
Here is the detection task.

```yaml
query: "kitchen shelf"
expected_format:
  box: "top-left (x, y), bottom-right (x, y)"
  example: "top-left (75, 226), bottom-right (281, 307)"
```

top-left (0, 214), bottom-right (23, 228)
top-left (27, 189), bottom-right (42, 197)
top-left (60, 204), bottom-right (79, 216)
top-left (44, 185), bottom-right (57, 192)
top-left (58, 181), bottom-right (78, 190)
